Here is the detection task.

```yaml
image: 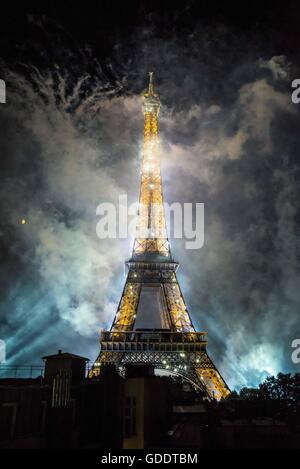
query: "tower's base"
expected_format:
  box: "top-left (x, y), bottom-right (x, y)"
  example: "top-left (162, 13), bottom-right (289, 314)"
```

top-left (90, 329), bottom-right (230, 400)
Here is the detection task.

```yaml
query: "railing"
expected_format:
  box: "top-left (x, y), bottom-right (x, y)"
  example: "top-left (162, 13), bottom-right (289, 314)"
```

top-left (0, 363), bottom-right (92, 379)
top-left (0, 365), bottom-right (45, 379)
top-left (100, 330), bottom-right (207, 343)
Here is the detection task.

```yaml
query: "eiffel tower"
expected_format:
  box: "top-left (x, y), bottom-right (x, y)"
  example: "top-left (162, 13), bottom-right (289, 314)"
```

top-left (91, 73), bottom-right (230, 400)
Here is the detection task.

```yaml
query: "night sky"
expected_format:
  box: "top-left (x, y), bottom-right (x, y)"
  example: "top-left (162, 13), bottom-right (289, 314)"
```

top-left (0, 1), bottom-right (300, 389)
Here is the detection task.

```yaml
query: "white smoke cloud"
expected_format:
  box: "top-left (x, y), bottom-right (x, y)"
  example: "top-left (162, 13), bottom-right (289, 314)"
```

top-left (0, 64), bottom-right (132, 362)
top-left (259, 55), bottom-right (291, 81)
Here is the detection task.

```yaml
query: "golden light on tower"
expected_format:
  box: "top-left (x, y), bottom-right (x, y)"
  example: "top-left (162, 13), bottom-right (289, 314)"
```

top-left (133, 72), bottom-right (169, 257)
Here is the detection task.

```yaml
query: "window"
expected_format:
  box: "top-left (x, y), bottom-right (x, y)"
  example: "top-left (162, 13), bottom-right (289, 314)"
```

top-left (0, 403), bottom-right (17, 440)
top-left (124, 396), bottom-right (137, 438)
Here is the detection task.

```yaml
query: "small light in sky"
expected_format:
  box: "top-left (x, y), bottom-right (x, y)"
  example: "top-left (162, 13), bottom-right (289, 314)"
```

top-left (21, 219), bottom-right (27, 225)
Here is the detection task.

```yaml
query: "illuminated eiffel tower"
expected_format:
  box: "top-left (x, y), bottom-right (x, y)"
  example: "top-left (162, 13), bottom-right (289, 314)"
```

top-left (91, 73), bottom-right (230, 400)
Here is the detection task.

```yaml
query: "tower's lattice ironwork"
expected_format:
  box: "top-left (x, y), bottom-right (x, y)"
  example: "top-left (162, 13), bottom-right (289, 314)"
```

top-left (91, 73), bottom-right (230, 400)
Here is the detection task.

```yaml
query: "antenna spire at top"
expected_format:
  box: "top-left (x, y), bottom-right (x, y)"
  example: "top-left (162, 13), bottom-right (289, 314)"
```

top-left (148, 71), bottom-right (154, 94)
top-left (143, 71), bottom-right (160, 114)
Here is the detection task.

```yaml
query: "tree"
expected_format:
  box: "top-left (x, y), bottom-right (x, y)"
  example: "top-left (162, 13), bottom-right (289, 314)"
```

top-left (238, 373), bottom-right (300, 411)
top-left (239, 387), bottom-right (261, 400)
top-left (259, 373), bottom-right (300, 408)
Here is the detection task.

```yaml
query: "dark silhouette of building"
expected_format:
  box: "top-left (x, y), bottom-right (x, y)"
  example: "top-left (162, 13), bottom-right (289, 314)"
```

top-left (0, 351), bottom-right (299, 449)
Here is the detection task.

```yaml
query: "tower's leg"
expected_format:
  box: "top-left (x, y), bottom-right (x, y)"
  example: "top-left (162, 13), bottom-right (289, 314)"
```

top-left (193, 352), bottom-right (230, 400)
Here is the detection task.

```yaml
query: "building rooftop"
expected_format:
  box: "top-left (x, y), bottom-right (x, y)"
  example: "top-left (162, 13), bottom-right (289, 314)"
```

top-left (42, 350), bottom-right (89, 361)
